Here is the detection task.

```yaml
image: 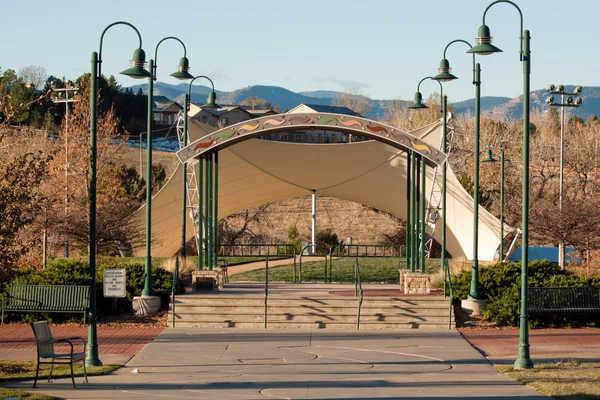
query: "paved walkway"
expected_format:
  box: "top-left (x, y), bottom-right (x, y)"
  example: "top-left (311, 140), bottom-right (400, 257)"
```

top-left (0, 324), bottom-right (163, 365)
top-left (3, 328), bottom-right (547, 399)
top-left (460, 327), bottom-right (600, 365)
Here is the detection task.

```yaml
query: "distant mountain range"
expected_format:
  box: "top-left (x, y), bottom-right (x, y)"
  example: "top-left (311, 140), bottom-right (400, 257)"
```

top-left (129, 82), bottom-right (599, 122)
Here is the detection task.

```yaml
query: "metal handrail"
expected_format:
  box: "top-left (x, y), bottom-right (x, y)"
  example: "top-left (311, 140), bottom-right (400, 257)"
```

top-left (218, 243), bottom-right (296, 257)
top-left (329, 244), bottom-right (404, 283)
top-left (171, 256), bottom-right (179, 328)
top-left (444, 258), bottom-right (454, 329)
top-left (355, 257), bottom-right (364, 330)
top-left (299, 244), bottom-right (329, 283)
top-left (264, 254), bottom-right (269, 329)
top-left (218, 244), bottom-right (296, 281)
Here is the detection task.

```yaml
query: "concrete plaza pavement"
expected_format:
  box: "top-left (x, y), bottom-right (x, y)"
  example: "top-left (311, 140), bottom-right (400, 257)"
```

top-left (4, 328), bottom-right (548, 399)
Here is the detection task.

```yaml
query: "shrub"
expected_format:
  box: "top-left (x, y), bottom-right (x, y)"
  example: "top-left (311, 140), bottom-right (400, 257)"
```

top-left (316, 229), bottom-right (339, 254)
top-left (3, 258), bottom-right (180, 322)
top-left (451, 260), bottom-right (595, 327)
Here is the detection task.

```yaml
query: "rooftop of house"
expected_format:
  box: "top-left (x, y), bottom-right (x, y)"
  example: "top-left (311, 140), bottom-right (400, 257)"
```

top-left (293, 103), bottom-right (361, 117)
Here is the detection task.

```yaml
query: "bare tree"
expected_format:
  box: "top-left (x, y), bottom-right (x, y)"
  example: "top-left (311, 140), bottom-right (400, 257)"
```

top-left (18, 66), bottom-right (48, 90)
top-left (332, 89), bottom-right (372, 117)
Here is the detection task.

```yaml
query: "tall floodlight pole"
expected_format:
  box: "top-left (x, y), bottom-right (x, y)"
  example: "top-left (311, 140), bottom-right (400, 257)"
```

top-left (142, 37), bottom-right (193, 297)
top-left (433, 39), bottom-right (478, 288)
top-left (545, 85), bottom-right (583, 270)
top-left (182, 76), bottom-right (219, 270)
top-left (468, 0), bottom-right (533, 369)
top-left (51, 80), bottom-right (79, 259)
top-left (87, 21), bottom-right (152, 367)
top-left (409, 77), bottom-right (445, 272)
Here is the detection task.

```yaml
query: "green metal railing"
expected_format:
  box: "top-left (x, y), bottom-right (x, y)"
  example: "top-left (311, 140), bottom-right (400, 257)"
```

top-left (299, 244), bottom-right (329, 283)
top-left (264, 254), bottom-right (269, 328)
top-left (171, 256), bottom-right (179, 328)
top-left (354, 257), bottom-right (363, 330)
top-left (328, 244), bottom-right (404, 283)
top-left (443, 258), bottom-right (454, 329)
top-left (218, 244), bottom-right (296, 257)
top-left (218, 244), bottom-right (296, 281)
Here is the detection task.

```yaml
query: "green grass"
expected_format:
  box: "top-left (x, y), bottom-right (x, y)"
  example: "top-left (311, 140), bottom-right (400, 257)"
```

top-left (229, 257), bottom-right (442, 283)
top-left (0, 360), bottom-right (120, 382)
top-left (95, 255), bottom-right (289, 268)
top-left (496, 361), bottom-right (600, 399)
top-left (0, 388), bottom-right (54, 399)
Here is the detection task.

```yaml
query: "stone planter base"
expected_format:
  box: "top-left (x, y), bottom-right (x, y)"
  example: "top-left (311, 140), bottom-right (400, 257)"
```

top-left (461, 298), bottom-right (487, 316)
top-left (132, 295), bottom-right (161, 316)
top-left (399, 269), bottom-right (431, 294)
top-left (192, 269), bottom-right (225, 291)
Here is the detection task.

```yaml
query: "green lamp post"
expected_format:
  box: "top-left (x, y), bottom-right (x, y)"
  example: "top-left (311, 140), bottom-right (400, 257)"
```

top-left (433, 39), bottom-right (482, 300)
top-left (482, 144), bottom-right (506, 260)
top-left (142, 37), bottom-right (193, 297)
top-left (181, 76), bottom-right (219, 272)
top-left (467, 0), bottom-right (533, 369)
top-left (409, 77), bottom-right (445, 273)
top-left (88, 21), bottom-right (152, 366)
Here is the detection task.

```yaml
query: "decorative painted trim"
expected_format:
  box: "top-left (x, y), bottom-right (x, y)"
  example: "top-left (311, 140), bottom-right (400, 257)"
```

top-left (177, 113), bottom-right (446, 166)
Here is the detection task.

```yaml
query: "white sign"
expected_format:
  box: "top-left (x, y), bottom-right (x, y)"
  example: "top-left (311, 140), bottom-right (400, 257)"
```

top-left (103, 269), bottom-right (126, 298)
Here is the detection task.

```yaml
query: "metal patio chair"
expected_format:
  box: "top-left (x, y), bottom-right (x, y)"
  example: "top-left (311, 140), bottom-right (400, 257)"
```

top-left (30, 320), bottom-right (88, 388)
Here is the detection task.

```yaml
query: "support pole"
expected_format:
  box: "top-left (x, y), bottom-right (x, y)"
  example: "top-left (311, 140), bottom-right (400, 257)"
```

top-left (181, 94), bottom-right (188, 261)
top-left (214, 150), bottom-right (219, 268)
top-left (415, 155), bottom-right (421, 272)
top-left (207, 150), bottom-right (213, 270)
top-left (558, 93), bottom-right (565, 270)
top-left (500, 148), bottom-right (504, 260)
top-left (515, 29), bottom-right (533, 370)
top-left (142, 59), bottom-right (155, 297)
top-left (86, 51), bottom-right (101, 367)
top-left (469, 62), bottom-right (482, 300)
top-left (311, 190), bottom-right (317, 254)
top-left (420, 155), bottom-right (426, 273)
top-left (441, 95), bottom-right (447, 274)
top-left (406, 151), bottom-right (412, 269)
top-left (198, 154), bottom-right (203, 270)
top-left (410, 151), bottom-right (417, 272)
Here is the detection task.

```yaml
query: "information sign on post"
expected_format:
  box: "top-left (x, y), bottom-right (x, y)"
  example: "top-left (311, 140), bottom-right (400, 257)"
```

top-left (103, 269), bottom-right (126, 298)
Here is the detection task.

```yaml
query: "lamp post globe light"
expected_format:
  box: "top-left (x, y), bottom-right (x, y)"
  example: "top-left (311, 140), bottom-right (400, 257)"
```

top-left (408, 77), bottom-right (446, 274)
top-left (181, 76), bottom-right (219, 272)
top-left (545, 84), bottom-right (583, 270)
top-left (432, 39), bottom-right (484, 310)
top-left (467, 0), bottom-right (534, 369)
top-left (140, 37), bottom-right (193, 309)
top-left (88, 21), bottom-right (152, 367)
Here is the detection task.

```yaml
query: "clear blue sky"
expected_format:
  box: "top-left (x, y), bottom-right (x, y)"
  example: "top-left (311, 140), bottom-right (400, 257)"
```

top-left (1, 0), bottom-right (597, 102)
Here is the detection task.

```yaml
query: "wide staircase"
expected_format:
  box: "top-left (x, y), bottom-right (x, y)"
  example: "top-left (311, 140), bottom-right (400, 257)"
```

top-left (168, 293), bottom-right (454, 329)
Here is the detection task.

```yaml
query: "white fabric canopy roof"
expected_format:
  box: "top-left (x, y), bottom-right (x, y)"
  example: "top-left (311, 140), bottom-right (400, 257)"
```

top-left (132, 117), bottom-right (507, 260)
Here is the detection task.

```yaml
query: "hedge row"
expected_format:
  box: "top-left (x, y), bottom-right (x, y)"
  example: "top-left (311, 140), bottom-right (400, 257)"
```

top-left (1, 259), bottom-right (183, 323)
top-left (451, 261), bottom-right (600, 327)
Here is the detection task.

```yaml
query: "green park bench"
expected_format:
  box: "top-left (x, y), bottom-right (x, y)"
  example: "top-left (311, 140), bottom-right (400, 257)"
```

top-left (1, 284), bottom-right (89, 324)
top-left (527, 286), bottom-right (600, 316)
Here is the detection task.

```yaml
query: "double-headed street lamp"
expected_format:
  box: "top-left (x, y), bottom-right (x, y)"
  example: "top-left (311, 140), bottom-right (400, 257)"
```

top-left (432, 40), bottom-right (481, 301)
top-left (467, 0), bottom-right (534, 369)
top-left (88, 21), bottom-right (152, 367)
top-left (142, 37), bottom-right (193, 298)
top-left (545, 84), bottom-right (583, 270)
top-left (181, 76), bottom-right (219, 271)
top-left (409, 77), bottom-right (446, 274)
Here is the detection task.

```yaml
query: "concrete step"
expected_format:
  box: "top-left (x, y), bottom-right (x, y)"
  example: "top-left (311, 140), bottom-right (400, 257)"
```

top-left (168, 311), bottom-right (454, 323)
top-left (173, 296), bottom-right (450, 307)
top-left (171, 305), bottom-right (451, 315)
top-left (171, 320), bottom-right (455, 329)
